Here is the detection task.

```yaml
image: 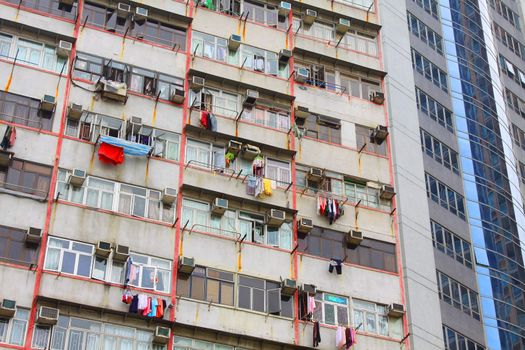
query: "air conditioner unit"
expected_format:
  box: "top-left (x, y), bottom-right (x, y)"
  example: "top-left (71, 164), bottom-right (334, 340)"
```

top-left (126, 116), bottom-right (143, 134)
top-left (228, 34), bottom-right (242, 51)
top-left (117, 3), bottom-right (131, 18)
top-left (40, 95), bottom-right (56, 112)
top-left (170, 88), bottom-right (185, 104)
top-left (370, 91), bottom-right (385, 105)
top-left (153, 326), bottom-right (170, 344)
top-left (134, 7), bottom-right (149, 21)
top-left (113, 245), bottom-right (129, 261)
top-left (191, 76), bottom-right (205, 90)
top-left (95, 241), bottom-right (112, 257)
top-left (303, 9), bottom-right (317, 25)
top-left (0, 299), bottom-right (16, 317)
top-left (307, 167), bottom-right (324, 182)
top-left (67, 168), bottom-right (86, 188)
top-left (267, 209), bottom-right (285, 226)
top-left (278, 1), bottom-right (291, 16)
top-left (100, 81), bottom-right (128, 103)
top-left (57, 40), bottom-right (72, 58)
top-left (371, 125), bottom-right (388, 144)
top-left (279, 49), bottom-right (292, 65)
top-left (294, 106), bottom-right (309, 121)
top-left (37, 306), bottom-right (59, 325)
top-left (388, 303), bottom-right (405, 317)
top-left (227, 140), bottom-right (242, 156)
top-left (302, 283), bottom-right (317, 295)
top-left (241, 144), bottom-right (260, 160)
top-left (281, 278), bottom-right (297, 296)
top-left (336, 18), bottom-right (351, 34)
top-left (0, 150), bottom-right (13, 167)
top-left (178, 256), bottom-right (195, 274)
top-left (162, 187), bottom-right (177, 205)
top-left (25, 227), bottom-right (42, 245)
top-left (295, 67), bottom-right (310, 83)
top-left (212, 198), bottom-right (228, 215)
top-left (380, 185), bottom-right (396, 200)
top-left (345, 230), bottom-right (363, 246)
top-left (298, 217), bottom-right (313, 234)
top-left (67, 103), bottom-right (83, 120)
top-left (243, 89), bottom-right (259, 106)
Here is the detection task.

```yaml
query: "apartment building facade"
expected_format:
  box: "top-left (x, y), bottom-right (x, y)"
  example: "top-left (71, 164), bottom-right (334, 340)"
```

top-left (0, 0), bottom-right (442, 349)
top-left (406, 0), bottom-right (525, 349)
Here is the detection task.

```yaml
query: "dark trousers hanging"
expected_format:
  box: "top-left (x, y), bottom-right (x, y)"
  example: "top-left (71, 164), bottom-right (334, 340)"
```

top-left (313, 321), bottom-right (321, 347)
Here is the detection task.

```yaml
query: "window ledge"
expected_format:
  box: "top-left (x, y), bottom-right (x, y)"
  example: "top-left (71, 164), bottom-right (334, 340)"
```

top-left (0, 187), bottom-right (48, 202)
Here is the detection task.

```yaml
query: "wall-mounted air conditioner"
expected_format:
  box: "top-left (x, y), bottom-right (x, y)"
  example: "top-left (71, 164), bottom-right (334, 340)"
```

top-left (0, 299), bottom-right (16, 318)
top-left (57, 40), bottom-right (72, 58)
top-left (211, 198), bottom-right (228, 215)
top-left (279, 49), bottom-right (292, 65)
top-left (134, 7), bottom-right (149, 21)
top-left (100, 81), bottom-right (128, 103)
top-left (278, 1), bottom-right (291, 16)
top-left (117, 3), bottom-right (131, 18)
top-left (298, 217), bottom-right (313, 234)
top-left (228, 34), bottom-right (242, 51)
top-left (241, 144), bottom-right (260, 160)
top-left (371, 125), bottom-right (388, 144)
top-left (370, 91), bottom-right (385, 105)
top-left (37, 306), bottom-right (59, 325)
top-left (243, 89), bottom-right (259, 106)
top-left (113, 245), bottom-right (129, 261)
top-left (153, 326), bottom-right (170, 344)
top-left (336, 18), bottom-right (351, 34)
top-left (281, 278), bottom-right (297, 296)
top-left (40, 95), bottom-right (56, 112)
top-left (307, 167), bottom-right (324, 182)
top-left (267, 209), bottom-right (285, 226)
top-left (162, 187), bottom-right (177, 205)
top-left (67, 168), bottom-right (86, 188)
top-left (295, 67), bottom-right (310, 83)
top-left (303, 9), bottom-right (317, 25)
top-left (380, 185), bottom-right (395, 200)
top-left (227, 140), bottom-right (242, 156)
top-left (67, 103), bottom-right (83, 120)
top-left (191, 76), bottom-right (205, 91)
top-left (345, 230), bottom-right (363, 246)
top-left (170, 88), bottom-right (185, 104)
top-left (388, 303), bottom-right (405, 317)
top-left (302, 283), bottom-right (317, 295)
top-left (25, 227), bottom-right (42, 245)
top-left (96, 241), bottom-right (112, 257)
top-left (178, 256), bottom-right (195, 274)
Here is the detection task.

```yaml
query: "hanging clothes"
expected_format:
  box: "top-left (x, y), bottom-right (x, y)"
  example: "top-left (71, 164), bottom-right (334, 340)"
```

top-left (1, 126), bottom-right (15, 150)
top-left (262, 178), bottom-right (272, 196)
top-left (200, 111), bottom-right (209, 129)
top-left (350, 328), bottom-right (357, 346)
top-left (252, 156), bottom-right (265, 176)
top-left (254, 177), bottom-right (264, 197)
top-left (124, 257), bottom-right (133, 285)
top-left (156, 298), bottom-right (165, 318)
top-left (121, 290), bottom-right (133, 304)
top-left (329, 258), bottom-right (342, 275)
top-left (129, 295), bottom-right (139, 313)
top-left (246, 175), bottom-right (257, 195)
top-left (209, 113), bottom-right (217, 131)
top-left (345, 327), bottom-right (354, 349)
top-left (308, 295), bottom-right (316, 315)
top-left (336, 326), bottom-right (345, 349)
top-left (225, 152), bottom-right (235, 168)
top-left (147, 298), bottom-right (158, 317)
top-left (137, 294), bottom-right (148, 311)
top-left (98, 142), bottom-right (125, 165)
top-left (313, 321), bottom-right (321, 347)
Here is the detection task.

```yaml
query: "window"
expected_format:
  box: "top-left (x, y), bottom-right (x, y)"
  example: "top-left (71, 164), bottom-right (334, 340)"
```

top-left (415, 87), bottom-right (454, 133)
top-left (185, 139), bottom-right (217, 168)
top-left (499, 55), bottom-right (525, 90)
top-left (241, 106), bottom-right (290, 131)
top-left (488, 0), bottom-right (520, 29)
top-left (519, 162), bottom-right (525, 184)
top-left (412, 0), bottom-right (439, 19)
top-left (442, 325), bottom-right (485, 350)
top-left (44, 315), bottom-right (167, 350)
top-left (265, 158), bottom-right (291, 185)
top-left (355, 125), bottom-right (387, 156)
top-left (407, 12), bottom-right (443, 54)
top-left (298, 227), bottom-right (397, 273)
top-left (127, 253), bottom-right (171, 293)
top-left (0, 225), bottom-right (39, 265)
top-left (192, 31), bottom-right (228, 62)
top-left (236, 45), bottom-right (287, 77)
top-left (352, 299), bottom-right (388, 336)
top-left (44, 237), bottom-right (94, 277)
top-left (411, 49), bottom-right (448, 92)
top-left (56, 170), bottom-right (175, 223)
top-left (5, 0), bottom-right (76, 19)
top-left (511, 124), bottom-right (525, 151)
top-left (420, 129), bottom-right (459, 174)
top-left (73, 52), bottom-right (104, 81)
top-left (431, 221), bottom-right (473, 268)
top-left (437, 271), bottom-right (480, 320)
top-left (177, 266), bottom-right (235, 306)
top-left (243, 1), bottom-right (287, 30)
top-left (0, 90), bottom-right (54, 130)
top-left (181, 198), bottom-right (292, 250)
top-left (0, 159), bottom-right (52, 198)
top-left (189, 87), bottom-right (239, 118)
top-left (313, 293), bottom-right (349, 326)
top-left (493, 23), bottom-right (525, 60)
top-left (344, 179), bottom-right (391, 210)
top-left (238, 276), bottom-right (293, 317)
top-left (505, 88), bottom-right (525, 117)
top-left (0, 34), bottom-right (68, 73)
top-left (82, 2), bottom-right (186, 48)
top-left (425, 173), bottom-right (466, 220)
top-left (0, 308), bottom-right (29, 346)
top-left (300, 114), bottom-right (341, 144)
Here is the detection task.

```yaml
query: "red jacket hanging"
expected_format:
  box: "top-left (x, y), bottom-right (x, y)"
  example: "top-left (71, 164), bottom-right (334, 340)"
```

top-left (98, 142), bottom-right (124, 165)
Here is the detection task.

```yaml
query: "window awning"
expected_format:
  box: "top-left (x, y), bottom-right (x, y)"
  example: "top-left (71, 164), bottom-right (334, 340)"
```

top-left (99, 136), bottom-right (152, 157)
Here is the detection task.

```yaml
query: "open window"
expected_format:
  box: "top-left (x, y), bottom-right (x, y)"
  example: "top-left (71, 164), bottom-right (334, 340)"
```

top-left (103, 60), bottom-right (127, 83)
